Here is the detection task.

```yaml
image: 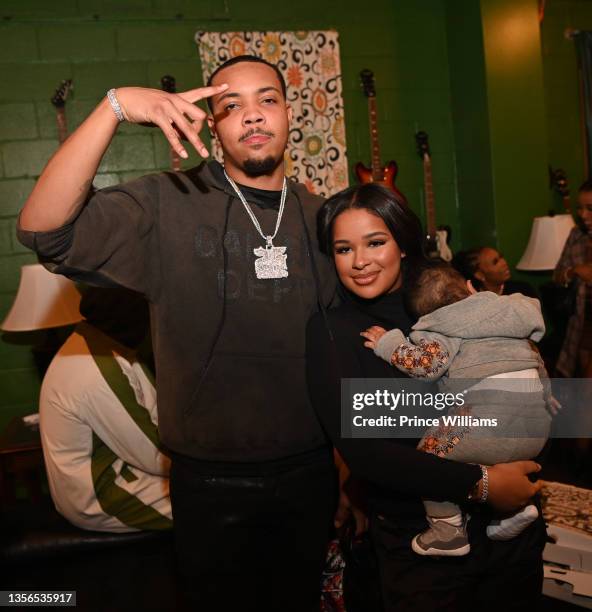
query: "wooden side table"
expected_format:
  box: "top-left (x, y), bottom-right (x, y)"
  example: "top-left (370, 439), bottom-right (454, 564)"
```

top-left (0, 415), bottom-right (45, 507)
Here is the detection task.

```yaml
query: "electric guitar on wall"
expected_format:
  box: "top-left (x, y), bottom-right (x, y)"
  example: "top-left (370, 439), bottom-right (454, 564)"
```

top-left (415, 131), bottom-right (452, 262)
top-left (549, 166), bottom-right (571, 213)
top-left (355, 69), bottom-right (406, 203)
top-left (50, 79), bottom-right (73, 145)
top-left (52, 79), bottom-right (98, 195)
top-left (161, 75), bottom-right (182, 172)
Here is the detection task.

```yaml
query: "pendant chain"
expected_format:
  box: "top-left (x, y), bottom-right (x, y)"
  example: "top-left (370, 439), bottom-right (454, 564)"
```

top-left (223, 170), bottom-right (287, 246)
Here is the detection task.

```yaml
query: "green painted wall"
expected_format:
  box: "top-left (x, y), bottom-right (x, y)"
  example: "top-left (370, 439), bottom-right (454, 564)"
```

top-left (448, 0), bottom-right (551, 268)
top-left (0, 0), bottom-right (460, 428)
top-left (446, 0), bottom-right (558, 280)
top-left (541, 0), bottom-right (592, 198)
top-left (446, 0), bottom-right (497, 250)
top-left (480, 0), bottom-right (550, 269)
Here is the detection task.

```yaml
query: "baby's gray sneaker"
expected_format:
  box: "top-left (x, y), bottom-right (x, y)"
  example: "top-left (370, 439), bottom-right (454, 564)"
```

top-left (411, 515), bottom-right (471, 557)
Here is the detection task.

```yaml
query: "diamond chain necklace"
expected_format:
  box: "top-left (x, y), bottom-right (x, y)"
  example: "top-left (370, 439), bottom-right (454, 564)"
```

top-left (223, 169), bottom-right (289, 279)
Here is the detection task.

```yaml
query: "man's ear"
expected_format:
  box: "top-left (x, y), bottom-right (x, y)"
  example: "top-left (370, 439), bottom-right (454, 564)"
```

top-left (287, 104), bottom-right (293, 123)
top-left (207, 115), bottom-right (216, 139)
top-left (474, 269), bottom-right (485, 282)
top-left (467, 279), bottom-right (477, 294)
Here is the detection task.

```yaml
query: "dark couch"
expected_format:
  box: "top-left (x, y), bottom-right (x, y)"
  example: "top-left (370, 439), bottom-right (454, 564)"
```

top-left (1, 499), bottom-right (187, 611)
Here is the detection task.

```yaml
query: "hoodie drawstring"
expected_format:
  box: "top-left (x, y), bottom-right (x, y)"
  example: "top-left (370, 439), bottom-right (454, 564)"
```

top-left (194, 194), bottom-right (233, 396)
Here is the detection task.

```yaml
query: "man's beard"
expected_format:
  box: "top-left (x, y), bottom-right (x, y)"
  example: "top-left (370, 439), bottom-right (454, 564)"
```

top-left (242, 155), bottom-right (281, 177)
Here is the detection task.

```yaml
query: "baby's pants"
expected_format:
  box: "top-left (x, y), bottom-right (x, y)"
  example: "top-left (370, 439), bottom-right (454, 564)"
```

top-left (420, 369), bottom-right (551, 518)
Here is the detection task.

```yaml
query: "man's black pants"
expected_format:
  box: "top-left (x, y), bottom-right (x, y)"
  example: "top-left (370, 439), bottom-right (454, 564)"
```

top-left (170, 457), bottom-right (337, 612)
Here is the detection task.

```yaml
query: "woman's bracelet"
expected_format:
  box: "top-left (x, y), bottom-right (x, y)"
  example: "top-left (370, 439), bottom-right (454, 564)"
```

top-left (468, 465), bottom-right (489, 503)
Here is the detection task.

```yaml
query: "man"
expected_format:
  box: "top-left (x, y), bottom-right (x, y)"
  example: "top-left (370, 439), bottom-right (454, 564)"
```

top-left (40, 287), bottom-right (172, 533)
top-left (18, 56), bottom-right (337, 611)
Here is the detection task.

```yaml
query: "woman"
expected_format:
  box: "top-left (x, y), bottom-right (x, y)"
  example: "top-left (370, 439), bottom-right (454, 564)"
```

top-left (306, 184), bottom-right (545, 611)
top-left (554, 180), bottom-right (592, 377)
top-left (452, 247), bottom-right (537, 298)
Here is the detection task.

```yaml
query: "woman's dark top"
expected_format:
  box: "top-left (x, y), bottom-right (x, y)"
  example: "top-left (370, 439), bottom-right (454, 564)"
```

top-left (306, 289), bottom-right (482, 517)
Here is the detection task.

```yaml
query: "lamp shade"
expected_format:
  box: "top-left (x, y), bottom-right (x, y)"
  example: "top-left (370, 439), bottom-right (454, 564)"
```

top-left (1, 264), bottom-right (82, 331)
top-left (516, 214), bottom-right (575, 271)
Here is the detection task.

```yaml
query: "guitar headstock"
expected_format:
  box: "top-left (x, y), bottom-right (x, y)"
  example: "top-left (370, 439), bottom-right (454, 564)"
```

top-left (360, 69), bottom-right (376, 98)
top-left (549, 166), bottom-right (570, 198)
top-left (161, 75), bottom-right (177, 94)
top-left (415, 131), bottom-right (430, 159)
top-left (51, 79), bottom-right (73, 108)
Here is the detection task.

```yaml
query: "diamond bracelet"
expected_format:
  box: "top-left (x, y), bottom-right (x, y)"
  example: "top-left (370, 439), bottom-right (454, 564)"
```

top-left (479, 464), bottom-right (489, 503)
top-left (106, 88), bottom-right (125, 122)
top-left (468, 464), bottom-right (489, 503)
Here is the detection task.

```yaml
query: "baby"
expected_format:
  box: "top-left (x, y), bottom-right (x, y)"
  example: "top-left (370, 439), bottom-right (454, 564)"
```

top-left (361, 264), bottom-right (551, 557)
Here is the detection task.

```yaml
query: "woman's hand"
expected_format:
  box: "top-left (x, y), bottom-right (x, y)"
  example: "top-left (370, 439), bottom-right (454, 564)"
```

top-left (486, 461), bottom-right (543, 513)
top-left (115, 84), bottom-right (228, 159)
top-left (360, 325), bottom-right (387, 350)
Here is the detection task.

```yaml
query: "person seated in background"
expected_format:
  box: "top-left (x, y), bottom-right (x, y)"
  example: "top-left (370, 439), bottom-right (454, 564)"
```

top-left (453, 246), bottom-right (538, 298)
top-left (39, 287), bottom-right (172, 532)
top-left (554, 179), bottom-right (592, 378)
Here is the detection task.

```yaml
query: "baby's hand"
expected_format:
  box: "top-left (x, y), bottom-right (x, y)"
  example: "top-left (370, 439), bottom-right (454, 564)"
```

top-left (360, 325), bottom-right (387, 350)
top-left (546, 395), bottom-right (562, 417)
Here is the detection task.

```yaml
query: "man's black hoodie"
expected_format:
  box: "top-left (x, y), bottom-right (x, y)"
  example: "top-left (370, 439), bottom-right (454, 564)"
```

top-left (18, 161), bottom-right (337, 469)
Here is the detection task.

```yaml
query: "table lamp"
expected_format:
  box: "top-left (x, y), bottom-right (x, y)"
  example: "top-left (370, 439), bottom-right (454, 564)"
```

top-left (1, 264), bottom-right (82, 332)
top-left (516, 214), bottom-right (574, 271)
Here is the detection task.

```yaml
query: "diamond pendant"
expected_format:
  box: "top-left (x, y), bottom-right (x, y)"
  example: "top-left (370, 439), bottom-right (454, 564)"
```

top-left (253, 237), bottom-right (288, 279)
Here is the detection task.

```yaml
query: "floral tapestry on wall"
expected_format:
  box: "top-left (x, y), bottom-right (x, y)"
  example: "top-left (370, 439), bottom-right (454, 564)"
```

top-left (195, 30), bottom-right (349, 197)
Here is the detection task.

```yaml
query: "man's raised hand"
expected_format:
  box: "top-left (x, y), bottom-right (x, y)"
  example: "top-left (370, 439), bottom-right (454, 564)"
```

top-left (115, 84), bottom-right (228, 159)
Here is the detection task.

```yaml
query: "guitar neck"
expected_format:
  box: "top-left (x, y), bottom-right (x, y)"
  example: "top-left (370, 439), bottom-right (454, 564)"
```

top-left (56, 108), bottom-right (68, 145)
top-left (562, 194), bottom-right (571, 214)
top-left (423, 154), bottom-right (436, 236)
top-left (160, 76), bottom-right (181, 172)
top-left (368, 97), bottom-right (382, 180)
